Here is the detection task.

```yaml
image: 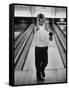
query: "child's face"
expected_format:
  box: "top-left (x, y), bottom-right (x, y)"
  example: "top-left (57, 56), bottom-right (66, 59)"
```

top-left (39, 18), bottom-right (45, 26)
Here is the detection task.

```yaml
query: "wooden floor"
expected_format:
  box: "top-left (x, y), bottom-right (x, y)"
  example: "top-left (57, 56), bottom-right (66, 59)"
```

top-left (15, 33), bottom-right (66, 85)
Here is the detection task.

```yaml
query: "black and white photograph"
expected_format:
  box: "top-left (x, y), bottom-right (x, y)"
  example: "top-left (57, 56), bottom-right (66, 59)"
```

top-left (9, 4), bottom-right (67, 86)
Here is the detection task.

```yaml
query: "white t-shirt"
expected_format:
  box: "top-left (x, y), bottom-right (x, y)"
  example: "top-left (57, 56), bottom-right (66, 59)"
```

top-left (35, 24), bottom-right (49, 47)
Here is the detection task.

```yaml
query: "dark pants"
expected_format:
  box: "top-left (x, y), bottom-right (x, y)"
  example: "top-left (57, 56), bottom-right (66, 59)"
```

top-left (35, 46), bottom-right (48, 78)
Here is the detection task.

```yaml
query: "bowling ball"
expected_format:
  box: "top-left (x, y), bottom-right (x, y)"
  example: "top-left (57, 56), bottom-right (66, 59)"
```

top-left (49, 32), bottom-right (53, 36)
top-left (49, 32), bottom-right (53, 41)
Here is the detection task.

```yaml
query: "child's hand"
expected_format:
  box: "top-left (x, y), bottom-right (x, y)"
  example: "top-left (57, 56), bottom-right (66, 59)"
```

top-left (36, 25), bottom-right (39, 31)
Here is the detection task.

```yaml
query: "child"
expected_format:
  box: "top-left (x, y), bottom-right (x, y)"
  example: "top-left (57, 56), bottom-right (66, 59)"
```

top-left (34, 13), bottom-right (52, 81)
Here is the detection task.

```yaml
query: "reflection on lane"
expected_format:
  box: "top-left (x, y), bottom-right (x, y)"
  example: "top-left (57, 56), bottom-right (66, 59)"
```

top-left (14, 32), bottom-right (21, 39)
top-left (58, 24), bottom-right (66, 35)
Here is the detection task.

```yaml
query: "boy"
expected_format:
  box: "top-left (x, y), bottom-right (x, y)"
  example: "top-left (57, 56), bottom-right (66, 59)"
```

top-left (34, 14), bottom-right (53, 81)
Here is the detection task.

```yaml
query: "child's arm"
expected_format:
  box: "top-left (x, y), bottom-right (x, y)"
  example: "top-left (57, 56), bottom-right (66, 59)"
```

top-left (34, 24), bottom-right (39, 33)
top-left (45, 21), bottom-right (50, 32)
top-left (33, 25), bottom-right (37, 44)
top-left (33, 25), bottom-right (36, 33)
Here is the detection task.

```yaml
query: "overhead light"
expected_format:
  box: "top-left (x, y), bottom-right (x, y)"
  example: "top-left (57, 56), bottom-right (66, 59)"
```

top-left (60, 18), bottom-right (64, 22)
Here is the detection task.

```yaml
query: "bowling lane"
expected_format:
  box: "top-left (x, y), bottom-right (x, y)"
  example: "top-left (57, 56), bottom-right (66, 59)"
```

top-left (47, 35), bottom-right (64, 69)
top-left (15, 30), bottom-right (66, 85)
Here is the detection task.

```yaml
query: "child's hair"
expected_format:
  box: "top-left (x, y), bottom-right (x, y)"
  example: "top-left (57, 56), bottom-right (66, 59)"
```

top-left (36, 13), bottom-right (45, 31)
top-left (38, 14), bottom-right (44, 19)
top-left (37, 13), bottom-right (45, 24)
